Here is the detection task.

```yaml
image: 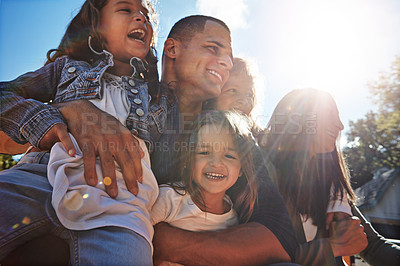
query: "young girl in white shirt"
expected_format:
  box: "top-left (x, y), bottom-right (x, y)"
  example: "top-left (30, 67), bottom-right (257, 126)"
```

top-left (151, 111), bottom-right (258, 233)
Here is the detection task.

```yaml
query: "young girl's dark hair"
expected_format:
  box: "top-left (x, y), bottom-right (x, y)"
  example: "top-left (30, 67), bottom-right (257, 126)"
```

top-left (173, 110), bottom-right (259, 223)
top-left (263, 88), bottom-right (355, 229)
top-left (45, 0), bottom-right (159, 97)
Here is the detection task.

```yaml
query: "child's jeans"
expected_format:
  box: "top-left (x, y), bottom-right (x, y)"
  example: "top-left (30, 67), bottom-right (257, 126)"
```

top-left (0, 151), bottom-right (152, 265)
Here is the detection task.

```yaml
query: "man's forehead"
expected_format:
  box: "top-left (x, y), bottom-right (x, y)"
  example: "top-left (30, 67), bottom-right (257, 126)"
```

top-left (202, 20), bottom-right (232, 47)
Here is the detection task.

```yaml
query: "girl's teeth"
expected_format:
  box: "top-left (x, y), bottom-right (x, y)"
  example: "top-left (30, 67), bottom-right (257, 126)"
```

top-left (205, 173), bottom-right (225, 179)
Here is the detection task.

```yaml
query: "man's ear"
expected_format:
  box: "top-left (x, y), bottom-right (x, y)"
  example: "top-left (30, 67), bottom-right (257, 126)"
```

top-left (164, 38), bottom-right (180, 59)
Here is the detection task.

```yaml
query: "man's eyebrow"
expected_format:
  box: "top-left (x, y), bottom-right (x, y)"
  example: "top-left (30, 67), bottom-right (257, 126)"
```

top-left (207, 40), bottom-right (230, 49)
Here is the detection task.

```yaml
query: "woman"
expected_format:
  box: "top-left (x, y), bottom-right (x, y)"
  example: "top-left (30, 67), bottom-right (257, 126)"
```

top-left (260, 88), bottom-right (400, 265)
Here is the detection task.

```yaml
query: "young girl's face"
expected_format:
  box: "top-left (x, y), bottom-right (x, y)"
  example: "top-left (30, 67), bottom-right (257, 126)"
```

top-left (98, 0), bottom-right (153, 62)
top-left (192, 124), bottom-right (242, 198)
top-left (215, 73), bottom-right (254, 115)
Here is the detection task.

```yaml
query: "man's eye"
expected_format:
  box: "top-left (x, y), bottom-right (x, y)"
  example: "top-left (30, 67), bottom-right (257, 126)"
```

top-left (208, 46), bottom-right (218, 53)
top-left (227, 88), bottom-right (237, 93)
top-left (119, 8), bottom-right (131, 13)
top-left (197, 151), bottom-right (209, 155)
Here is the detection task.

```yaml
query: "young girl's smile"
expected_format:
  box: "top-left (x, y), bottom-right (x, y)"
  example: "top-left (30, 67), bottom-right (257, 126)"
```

top-left (193, 125), bottom-right (242, 199)
top-left (99, 0), bottom-right (153, 72)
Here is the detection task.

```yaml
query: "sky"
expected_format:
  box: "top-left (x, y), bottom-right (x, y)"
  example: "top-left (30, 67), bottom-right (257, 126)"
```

top-left (1, 0), bottom-right (400, 146)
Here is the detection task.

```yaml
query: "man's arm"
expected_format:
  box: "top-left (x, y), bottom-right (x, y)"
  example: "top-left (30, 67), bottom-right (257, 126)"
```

top-left (153, 222), bottom-right (291, 265)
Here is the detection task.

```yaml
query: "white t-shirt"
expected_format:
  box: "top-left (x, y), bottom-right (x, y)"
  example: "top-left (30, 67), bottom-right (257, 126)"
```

top-left (151, 185), bottom-right (238, 231)
top-left (301, 189), bottom-right (352, 242)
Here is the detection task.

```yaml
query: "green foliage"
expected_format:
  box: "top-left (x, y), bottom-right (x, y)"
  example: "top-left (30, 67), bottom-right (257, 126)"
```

top-left (344, 57), bottom-right (400, 189)
top-left (0, 154), bottom-right (17, 171)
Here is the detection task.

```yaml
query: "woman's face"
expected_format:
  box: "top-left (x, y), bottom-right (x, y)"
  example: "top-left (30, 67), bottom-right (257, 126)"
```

top-left (314, 97), bottom-right (344, 153)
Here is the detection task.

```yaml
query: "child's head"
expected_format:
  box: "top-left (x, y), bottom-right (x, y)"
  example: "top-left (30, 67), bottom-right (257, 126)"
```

top-left (48, 0), bottom-right (157, 63)
top-left (47, 0), bottom-right (158, 95)
top-left (177, 110), bottom-right (258, 222)
top-left (203, 58), bottom-right (255, 116)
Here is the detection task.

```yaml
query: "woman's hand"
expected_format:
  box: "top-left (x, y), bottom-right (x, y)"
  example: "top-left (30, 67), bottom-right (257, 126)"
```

top-left (54, 100), bottom-right (144, 197)
top-left (328, 216), bottom-right (368, 257)
top-left (325, 211), bottom-right (350, 231)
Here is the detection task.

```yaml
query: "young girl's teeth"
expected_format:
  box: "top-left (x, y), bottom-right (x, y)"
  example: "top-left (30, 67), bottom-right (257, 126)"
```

top-left (205, 172), bottom-right (225, 179)
top-left (128, 29), bottom-right (145, 41)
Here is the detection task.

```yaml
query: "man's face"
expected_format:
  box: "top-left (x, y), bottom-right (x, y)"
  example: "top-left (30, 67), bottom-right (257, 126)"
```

top-left (174, 21), bottom-right (233, 102)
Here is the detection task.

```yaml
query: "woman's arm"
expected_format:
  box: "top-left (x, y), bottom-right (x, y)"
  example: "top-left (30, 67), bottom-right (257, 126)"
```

top-left (153, 222), bottom-right (291, 265)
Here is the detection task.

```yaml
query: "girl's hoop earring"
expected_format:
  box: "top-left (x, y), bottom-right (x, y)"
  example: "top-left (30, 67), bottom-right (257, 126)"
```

top-left (88, 35), bottom-right (103, 55)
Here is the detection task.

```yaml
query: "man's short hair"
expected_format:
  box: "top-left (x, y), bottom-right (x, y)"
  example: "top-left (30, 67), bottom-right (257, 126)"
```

top-left (167, 15), bottom-right (230, 44)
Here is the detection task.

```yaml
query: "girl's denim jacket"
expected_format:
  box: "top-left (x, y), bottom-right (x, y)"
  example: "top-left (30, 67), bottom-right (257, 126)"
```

top-left (0, 51), bottom-right (166, 150)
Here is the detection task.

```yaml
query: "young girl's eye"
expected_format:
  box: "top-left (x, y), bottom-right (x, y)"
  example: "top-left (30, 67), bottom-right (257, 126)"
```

top-left (197, 151), bottom-right (209, 155)
top-left (225, 154), bottom-right (237, 160)
top-left (119, 8), bottom-right (131, 13)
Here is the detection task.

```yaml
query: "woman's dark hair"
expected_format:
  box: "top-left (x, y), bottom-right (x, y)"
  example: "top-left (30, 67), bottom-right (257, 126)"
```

top-left (172, 110), bottom-right (258, 223)
top-left (264, 88), bottom-right (355, 228)
top-left (45, 0), bottom-right (159, 98)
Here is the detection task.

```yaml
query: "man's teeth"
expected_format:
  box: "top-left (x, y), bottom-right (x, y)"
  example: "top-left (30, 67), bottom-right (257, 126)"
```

top-left (205, 172), bottom-right (225, 179)
top-left (208, 70), bottom-right (222, 82)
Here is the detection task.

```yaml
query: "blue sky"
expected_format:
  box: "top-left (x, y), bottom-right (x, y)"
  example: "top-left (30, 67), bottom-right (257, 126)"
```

top-left (1, 0), bottom-right (400, 143)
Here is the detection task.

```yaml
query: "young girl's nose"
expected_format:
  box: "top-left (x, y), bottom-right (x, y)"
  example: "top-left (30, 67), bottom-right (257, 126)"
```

top-left (134, 11), bottom-right (147, 22)
top-left (209, 156), bottom-right (224, 167)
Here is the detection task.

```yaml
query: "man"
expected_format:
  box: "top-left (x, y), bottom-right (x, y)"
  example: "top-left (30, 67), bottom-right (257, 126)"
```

top-left (150, 15), bottom-right (298, 265)
top-left (0, 16), bottom-right (297, 265)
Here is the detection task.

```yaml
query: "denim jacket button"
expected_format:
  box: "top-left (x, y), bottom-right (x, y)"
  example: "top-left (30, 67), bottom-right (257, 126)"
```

top-left (131, 89), bottom-right (138, 94)
top-left (136, 108), bottom-right (145, 116)
top-left (68, 67), bottom-right (76, 73)
top-left (134, 98), bottom-right (142, 105)
top-left (129, 80), bottom-right (135, 86)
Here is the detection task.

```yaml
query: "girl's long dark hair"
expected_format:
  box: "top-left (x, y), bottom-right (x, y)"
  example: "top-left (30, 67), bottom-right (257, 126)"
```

top-left (45, 0), bottom-right (159, 98)
top-left (263, 88), bottom-right (355, 228)
top-left (172, 110), bottom-right (259, 223)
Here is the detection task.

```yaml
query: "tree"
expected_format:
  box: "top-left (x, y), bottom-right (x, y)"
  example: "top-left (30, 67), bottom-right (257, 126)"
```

top-left (344, 56), bottom-right (400, 188)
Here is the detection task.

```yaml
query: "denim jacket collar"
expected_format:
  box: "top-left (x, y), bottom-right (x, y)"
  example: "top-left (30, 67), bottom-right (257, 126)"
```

top-left (94, 50), bottom-right (148, 79)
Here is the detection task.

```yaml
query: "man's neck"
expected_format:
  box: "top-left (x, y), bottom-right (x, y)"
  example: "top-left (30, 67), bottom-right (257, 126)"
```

top-left (161, 78), bottom-right (203, 128)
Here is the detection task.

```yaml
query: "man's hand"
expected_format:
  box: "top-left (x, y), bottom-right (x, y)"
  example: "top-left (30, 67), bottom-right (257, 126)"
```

top-left (329, 216), bottom-right (368, 257)
top-left (38, 123), bottom-right (75, 155)
top-left (55, 100), bottom-right (144, 197)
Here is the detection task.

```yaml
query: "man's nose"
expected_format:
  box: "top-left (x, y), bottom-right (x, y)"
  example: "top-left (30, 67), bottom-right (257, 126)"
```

top-left (218, 55), bottom-right (233, 70)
